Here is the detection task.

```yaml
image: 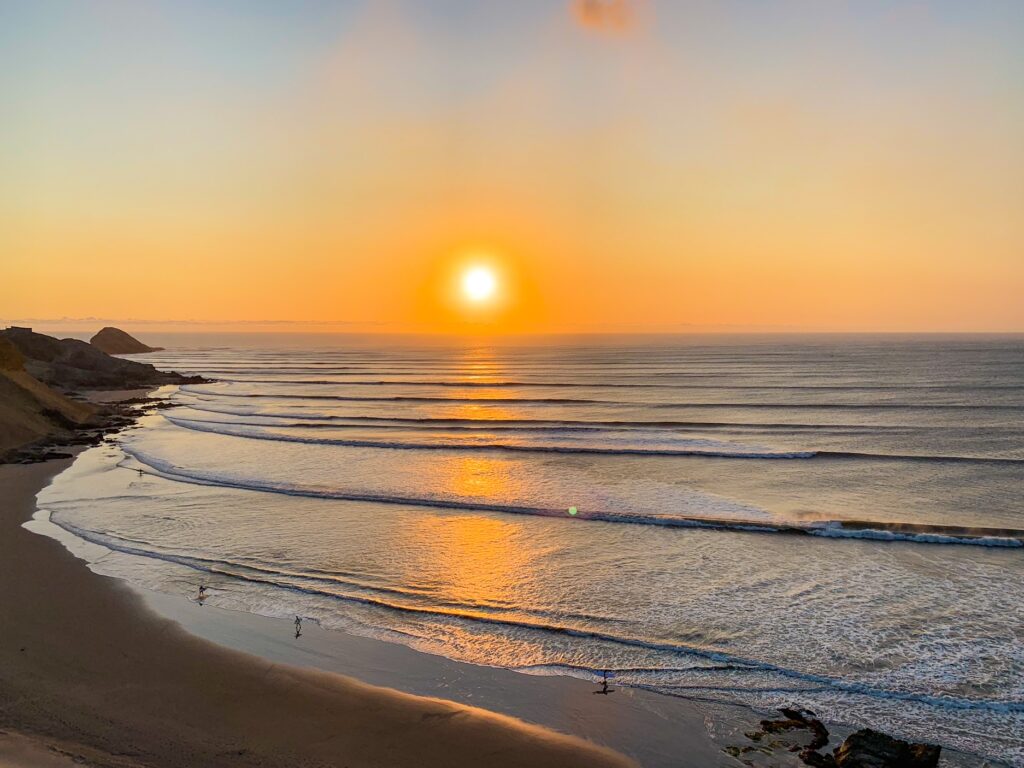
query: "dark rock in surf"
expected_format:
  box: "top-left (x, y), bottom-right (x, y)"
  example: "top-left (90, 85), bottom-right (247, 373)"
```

top-left (834, 729), bottom-right (940, 768)
top-left (728, 711), bottom-right (939, 768)
top-left (754, 708), bottom-right (833, 765)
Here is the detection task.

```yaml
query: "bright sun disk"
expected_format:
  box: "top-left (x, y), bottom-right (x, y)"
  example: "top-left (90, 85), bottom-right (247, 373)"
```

top-left (462, 266), bottom-right (497, 302)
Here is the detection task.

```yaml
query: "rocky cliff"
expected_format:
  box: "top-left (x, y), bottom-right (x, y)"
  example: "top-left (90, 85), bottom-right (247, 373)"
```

top-left (0, 337), bottom-right (96, 459)
top-left (0, 329), bottom-right (205, 462)
top-left (1, 327), bottom-right (201, 390)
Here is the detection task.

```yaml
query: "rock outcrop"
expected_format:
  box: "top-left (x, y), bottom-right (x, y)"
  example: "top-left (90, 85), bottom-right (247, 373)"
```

top-left (90, 326), bottom-right (163, 355)
top-left (0, 327), bottom-right (202, 390)
top-left (0, 338), bottom-right (96, 459)
top-left (0, 329), bottom-right (204, 462)
top-left (729, 709), bottom-right (940, 768)
top-left (834, 729), bottom-right (940, 768)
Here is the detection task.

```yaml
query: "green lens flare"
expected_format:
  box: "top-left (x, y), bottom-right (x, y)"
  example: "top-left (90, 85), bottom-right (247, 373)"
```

top-left (568, 506), bottom-right (578, 516)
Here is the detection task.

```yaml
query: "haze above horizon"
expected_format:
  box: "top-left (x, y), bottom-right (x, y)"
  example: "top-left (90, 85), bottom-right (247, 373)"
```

top-left (3, 1), bottom-right (1022, 333)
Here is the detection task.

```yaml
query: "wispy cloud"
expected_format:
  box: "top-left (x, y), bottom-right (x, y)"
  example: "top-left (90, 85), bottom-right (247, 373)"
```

top-left (570, 0), bottom-right (639, 35)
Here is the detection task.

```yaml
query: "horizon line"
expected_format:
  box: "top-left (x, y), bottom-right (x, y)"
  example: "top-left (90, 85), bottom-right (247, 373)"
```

top-left (6, 324), bottom-right (1023, 337)
top-left (5, 317), bottom-right (1024, 335)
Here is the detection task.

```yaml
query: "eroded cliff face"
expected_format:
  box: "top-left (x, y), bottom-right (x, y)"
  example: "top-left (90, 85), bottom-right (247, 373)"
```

top-left (0, 337), bottom-right (95, 459)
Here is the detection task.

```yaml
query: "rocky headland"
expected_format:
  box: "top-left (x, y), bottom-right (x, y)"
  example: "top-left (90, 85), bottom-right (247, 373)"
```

top-left (1, 326), bottom-right (195, 390)
top-left (0, 327), bottom-right (206, 463)
top-left (90, 325), bottom-right (164, 355)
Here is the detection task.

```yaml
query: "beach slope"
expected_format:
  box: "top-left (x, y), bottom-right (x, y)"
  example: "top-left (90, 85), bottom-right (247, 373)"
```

top-left (0, 457), bottom-right (637, 768)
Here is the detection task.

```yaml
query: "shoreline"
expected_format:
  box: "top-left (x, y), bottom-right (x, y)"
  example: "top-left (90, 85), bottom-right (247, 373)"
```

top-left (18, 452), bottom-right (994, 768)
top-left (12, 444), bottom-right (747, 768)
top-left (0, 453), bottom-right (639, 768)
top-left (132, 584), bottom-right (752, 767)
top-left (3, 386), bottom-right (994, 767)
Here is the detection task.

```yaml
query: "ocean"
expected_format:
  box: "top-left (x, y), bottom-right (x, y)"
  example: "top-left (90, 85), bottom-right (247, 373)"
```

top-left (32, 334), bottom-right (1024, 764)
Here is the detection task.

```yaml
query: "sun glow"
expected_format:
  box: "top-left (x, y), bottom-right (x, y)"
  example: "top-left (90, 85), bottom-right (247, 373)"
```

top-left (462, 266), bottom-right (497, 303)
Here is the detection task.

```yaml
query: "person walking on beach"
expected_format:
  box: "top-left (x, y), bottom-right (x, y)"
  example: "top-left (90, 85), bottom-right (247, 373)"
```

top-left (294, 615), bottom-right (302, 638)
top-left (594, 670), bottom-right (613, 695)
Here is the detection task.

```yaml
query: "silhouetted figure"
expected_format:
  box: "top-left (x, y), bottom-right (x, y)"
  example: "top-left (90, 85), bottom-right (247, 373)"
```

top-left (294, 615), bottom-right (302, 638)
top-left (593, 670), bottom-right (614, 695)
top-left (137, 468), bottom-right (144, 477)
top-left (197, 584), bottom-right (207, 604)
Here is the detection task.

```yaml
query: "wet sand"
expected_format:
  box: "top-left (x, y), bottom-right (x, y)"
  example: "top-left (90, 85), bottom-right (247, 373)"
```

top-left (0, 455), bottom-right (639, 768)
top-left (135, 578), bottom-right (749, 767)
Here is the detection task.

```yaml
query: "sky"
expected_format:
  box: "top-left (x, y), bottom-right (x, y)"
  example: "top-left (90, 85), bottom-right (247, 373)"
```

top-left (2, 0), bottom-right (1023, 334)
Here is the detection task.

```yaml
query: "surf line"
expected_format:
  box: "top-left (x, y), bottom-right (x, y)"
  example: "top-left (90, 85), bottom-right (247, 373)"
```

top-left (118, 449), bottom-right (1024, 548)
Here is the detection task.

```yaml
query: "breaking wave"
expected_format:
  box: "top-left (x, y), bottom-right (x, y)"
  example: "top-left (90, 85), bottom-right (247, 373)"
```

top-left (119, 444), bottom-right (1024, 548)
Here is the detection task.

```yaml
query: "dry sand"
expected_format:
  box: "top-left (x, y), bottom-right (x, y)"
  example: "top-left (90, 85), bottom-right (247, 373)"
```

top-left (0, 731), bottom-right (101, 768)
top-left (0, 456), bottom-right (638, 768)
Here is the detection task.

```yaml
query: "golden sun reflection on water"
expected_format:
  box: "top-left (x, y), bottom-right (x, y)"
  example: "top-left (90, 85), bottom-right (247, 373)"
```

top-left (443, 400), bottom-right (517, 422)
top-left (392, 480), bottom-right (552, 662)
top-left (393, 450), bottom-right (536, 613)
top-left (384, 349), bottom-right (552, 659)
top-left (440, 348), bottom-right (523, 420)
top-left (406, 513), bottom-right (530, 611)
top-left (440, 454), bottom-right (521, 503)
top-left (455, 347), bottom-right (504, 384)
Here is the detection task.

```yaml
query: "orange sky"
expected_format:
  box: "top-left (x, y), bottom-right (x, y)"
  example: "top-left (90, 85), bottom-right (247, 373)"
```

top-left (2, 1), bottom-right (1022, 334)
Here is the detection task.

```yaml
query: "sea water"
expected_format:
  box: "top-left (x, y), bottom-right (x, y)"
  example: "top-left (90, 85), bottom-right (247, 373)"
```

top-left (34, 334), bottom-right (1024, 764)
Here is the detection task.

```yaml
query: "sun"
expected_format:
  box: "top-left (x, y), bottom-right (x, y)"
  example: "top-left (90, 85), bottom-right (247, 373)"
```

top-left (462, 266), bottom-right (497, 303)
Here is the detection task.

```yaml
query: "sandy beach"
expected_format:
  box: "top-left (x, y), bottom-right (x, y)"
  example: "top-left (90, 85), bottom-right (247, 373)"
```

top-left (0, 454), bottom-right (639, 768)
